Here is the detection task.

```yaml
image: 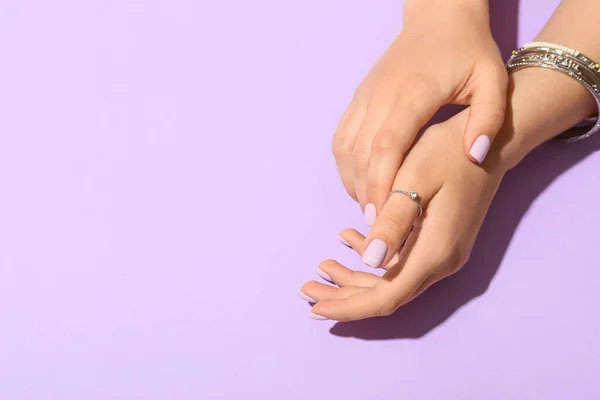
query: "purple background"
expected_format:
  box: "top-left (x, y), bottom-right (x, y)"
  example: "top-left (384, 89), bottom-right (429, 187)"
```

top-left (1, 0), bottom-right (599, 398)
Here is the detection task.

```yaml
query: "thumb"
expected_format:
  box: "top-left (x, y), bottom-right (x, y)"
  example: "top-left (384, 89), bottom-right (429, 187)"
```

top-left (464, 68), bottom-right (508, 164)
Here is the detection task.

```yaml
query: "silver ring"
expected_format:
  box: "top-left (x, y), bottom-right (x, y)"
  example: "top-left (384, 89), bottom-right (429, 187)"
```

top-left (388, 190), bottom-right (423, 217)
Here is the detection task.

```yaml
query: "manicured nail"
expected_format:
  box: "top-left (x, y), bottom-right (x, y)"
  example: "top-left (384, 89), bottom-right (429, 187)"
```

top-left (316, 267), bottom-right (332, 282)
top-left (298, 291), bottom-right (316, 303)
top-left (337, 234), bottom-right (351, 248)
top-left (308, 312), bottom-right (328, 320)
top-left (469, 135), bottom-right (491, 163)
top-left (362, 239), bottom-right (387, 268)
top-left (365, 203), bottom-right (376, 226)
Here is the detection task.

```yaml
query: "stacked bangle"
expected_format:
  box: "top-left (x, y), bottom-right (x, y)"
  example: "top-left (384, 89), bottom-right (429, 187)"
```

top-left (507, 41), bottom-right (600, 142)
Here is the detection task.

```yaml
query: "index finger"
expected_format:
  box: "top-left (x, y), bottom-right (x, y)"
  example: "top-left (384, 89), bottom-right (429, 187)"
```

top-left (366, 90), bottom-right (441, 216)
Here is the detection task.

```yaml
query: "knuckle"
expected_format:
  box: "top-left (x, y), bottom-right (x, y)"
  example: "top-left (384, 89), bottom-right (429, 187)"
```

top-left (371, 132), bottom-right (398, 154)
top-left (378, 300), bottom-right (398, 317)
top-left (433, 243), bottom-right (471, 274)
top-left (456, 246), bottom-right (472, 269)
top-left (373, 285), bottom-right (402, 317)
top-left (429, 243), bottom-right (455, 265)
top-left (332, 135), bottom-right (353, 159)
top-left (447, 256), bottom-right (466, 275)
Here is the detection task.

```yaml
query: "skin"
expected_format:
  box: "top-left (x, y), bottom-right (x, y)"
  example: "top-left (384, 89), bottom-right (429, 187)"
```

top-left (332, 0), bottom-right (507, 217)
top-left (301, 0), bottom-right (600, 321)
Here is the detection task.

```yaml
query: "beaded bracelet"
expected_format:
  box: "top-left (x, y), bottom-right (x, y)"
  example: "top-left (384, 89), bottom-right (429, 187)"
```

top-left (507, 41), bottom-right (600, 142)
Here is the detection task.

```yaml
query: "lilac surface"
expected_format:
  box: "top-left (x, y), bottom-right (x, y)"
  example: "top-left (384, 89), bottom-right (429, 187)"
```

top-left (0, 0), bottom-right (599, 399)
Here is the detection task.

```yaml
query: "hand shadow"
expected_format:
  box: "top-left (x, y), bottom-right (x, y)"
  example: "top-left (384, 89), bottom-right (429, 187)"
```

top-left (330, 0), bottom-right (600, 339)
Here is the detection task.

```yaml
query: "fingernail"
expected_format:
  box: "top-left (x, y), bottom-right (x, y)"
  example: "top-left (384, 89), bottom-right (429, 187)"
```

top-left (298, 291), bottom-right (316, 303)
top-left (362, 239), bottom-right (387, 268)
top-left (316, 267), bottom-right (332, 282)
top-left (365, 203), bottom-right (376, 226)
top-left (308, 312), bottom-right (328, 320)
top-left (337, 235), bottom-right (351, 248)
top-left (469, 135), bottom-right (491, 163)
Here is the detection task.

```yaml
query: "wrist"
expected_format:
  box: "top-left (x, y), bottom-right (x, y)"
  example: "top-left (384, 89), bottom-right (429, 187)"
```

top-left (491, 68), bottom-right (596, 172)
top-left (491, 0), bottom-right (600, 172)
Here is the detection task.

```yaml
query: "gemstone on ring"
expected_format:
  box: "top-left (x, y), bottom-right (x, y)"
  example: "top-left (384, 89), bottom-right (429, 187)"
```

top-left (409, 190), bottom-right (418, 199)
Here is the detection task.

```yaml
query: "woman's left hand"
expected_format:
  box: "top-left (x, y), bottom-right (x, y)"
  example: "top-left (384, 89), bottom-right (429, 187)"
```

top-left (301, 110), bottom-right (507, 321)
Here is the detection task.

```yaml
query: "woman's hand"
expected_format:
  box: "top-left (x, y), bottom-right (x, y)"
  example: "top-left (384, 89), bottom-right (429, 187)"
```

top-left (304, 110), bottom-right (507, 321)
top-left (304, 0), bottom-right (600, 322)
top-left (302, 62), bottom-right (598, 321)
top-left (332, 0), bottom-right (507, 224)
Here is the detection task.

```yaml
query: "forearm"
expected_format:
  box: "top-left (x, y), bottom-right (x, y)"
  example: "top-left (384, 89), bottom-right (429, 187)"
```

top-left (403, 0), bottom-right (490, 25)
top-left (493, 0), bottom-right (600, 170)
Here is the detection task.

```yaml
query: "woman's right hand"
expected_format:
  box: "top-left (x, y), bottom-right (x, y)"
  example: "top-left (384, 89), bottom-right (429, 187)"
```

top-left (332, 0), bottom-right (507, 224)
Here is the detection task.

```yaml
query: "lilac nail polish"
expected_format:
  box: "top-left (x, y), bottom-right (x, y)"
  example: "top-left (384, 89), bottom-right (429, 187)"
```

top-left (469, 135), bottom-right (491, 163)
top-left (337, 235), bottom-right (351, 248)
top-left (365, 203), bottom-right (377, 226)
top-left (316, 267), bottom-right (333, 282)
top-left (298, 291), bottom-right (316, 303)
top-left (308, 312), bottom-right (328, 320)
top-left (362, 239), bottom-right (387, 268)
